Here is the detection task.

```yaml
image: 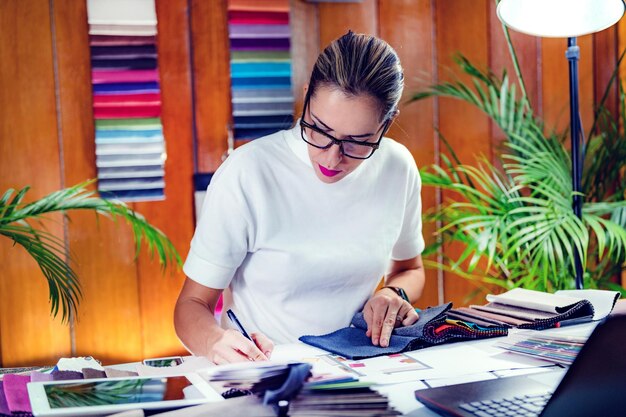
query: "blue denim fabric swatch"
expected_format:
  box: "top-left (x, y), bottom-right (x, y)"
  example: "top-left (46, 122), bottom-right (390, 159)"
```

top-left (299, 303), bottom-right (452, 359)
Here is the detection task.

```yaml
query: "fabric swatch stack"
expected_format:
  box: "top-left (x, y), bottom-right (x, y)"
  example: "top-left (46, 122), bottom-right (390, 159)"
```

top-left (227, 0), bottom-right (294, 143)
top-left (87, 0), bottom-right (165, 202)
top-left (300, 303), bottom-right (509, 360)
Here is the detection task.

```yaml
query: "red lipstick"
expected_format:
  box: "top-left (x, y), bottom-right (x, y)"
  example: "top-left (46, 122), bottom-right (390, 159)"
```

top-left (319, 164), bottom-right (341, 177)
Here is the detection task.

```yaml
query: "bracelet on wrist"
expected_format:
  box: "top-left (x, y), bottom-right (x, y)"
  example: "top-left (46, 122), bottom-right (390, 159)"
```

top-left (382, 286), bottom-right (410, 303)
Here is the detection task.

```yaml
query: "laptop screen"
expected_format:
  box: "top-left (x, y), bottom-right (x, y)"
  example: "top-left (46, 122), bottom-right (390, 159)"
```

top-left (540, 313), bottom-right (626, 416)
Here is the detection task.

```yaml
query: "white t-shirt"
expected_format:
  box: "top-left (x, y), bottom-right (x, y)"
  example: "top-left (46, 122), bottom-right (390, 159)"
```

top-left (183, 124), bottom-right (424, 344)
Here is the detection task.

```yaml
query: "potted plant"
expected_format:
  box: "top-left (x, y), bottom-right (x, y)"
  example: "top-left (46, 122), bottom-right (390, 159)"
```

top-left (410, 37), bottom-right (626, 294)
top-left (0, 180), bottom-right (181, 322)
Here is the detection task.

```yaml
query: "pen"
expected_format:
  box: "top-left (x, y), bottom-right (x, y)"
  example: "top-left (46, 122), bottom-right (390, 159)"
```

top-left (554, 315), bottom-right (593, 328)
top-left (226, 309), bottom-right (252, 340)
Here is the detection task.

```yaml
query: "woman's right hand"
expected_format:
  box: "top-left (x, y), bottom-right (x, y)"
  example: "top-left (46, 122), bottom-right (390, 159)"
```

top-left (174, 279), bottom-right (275, 363)
top-left (208, 329), bottom-right (274, 365)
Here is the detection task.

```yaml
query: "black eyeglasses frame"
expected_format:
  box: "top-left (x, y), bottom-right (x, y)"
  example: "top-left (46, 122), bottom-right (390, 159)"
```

top-left (298, 96), bottom-right (389, 160)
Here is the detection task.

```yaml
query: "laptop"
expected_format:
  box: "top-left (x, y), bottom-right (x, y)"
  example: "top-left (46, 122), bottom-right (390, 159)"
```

top-left (414, 312), bottom-right (626, 417)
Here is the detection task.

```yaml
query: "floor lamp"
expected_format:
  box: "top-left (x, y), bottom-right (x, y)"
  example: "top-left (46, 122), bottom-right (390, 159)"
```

top-left (496, 0), bottom-right (626, 290)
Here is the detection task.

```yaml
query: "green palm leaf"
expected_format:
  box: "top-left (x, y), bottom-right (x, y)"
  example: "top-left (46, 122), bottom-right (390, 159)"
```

top-left (412, 49), bottom-right (626, 294)
top-left (0, 180), bottom-right (182, 322)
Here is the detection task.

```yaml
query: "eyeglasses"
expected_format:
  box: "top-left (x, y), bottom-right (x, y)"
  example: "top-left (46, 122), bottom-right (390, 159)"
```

top-left (299, 97), bottom-right (389, 160)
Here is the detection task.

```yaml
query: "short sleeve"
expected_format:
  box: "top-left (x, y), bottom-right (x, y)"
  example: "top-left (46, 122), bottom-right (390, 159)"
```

top-left (182, 156), bottom-right (252, 289)
top-left (391, 161), bottom-right (425, 260)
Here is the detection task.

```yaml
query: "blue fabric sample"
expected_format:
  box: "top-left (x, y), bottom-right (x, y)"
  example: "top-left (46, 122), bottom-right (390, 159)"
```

top-left (231, 76), bottom-right (291, 88)
top-left (93, 82), bottom-right (160, 94)
top-left (91, 58), bottom-right (157, 70)
top-left (95, 128), bottom-right (162, 139)
top-left (300, 304), bottom-right (451, 359)
top-left (231, 62), bottom-right (291, 77)
top-left (90, 45), bottom-right (157, 58)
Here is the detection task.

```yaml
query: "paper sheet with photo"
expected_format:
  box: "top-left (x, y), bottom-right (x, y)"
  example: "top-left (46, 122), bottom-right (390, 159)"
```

top-left (396, 338), bottom-right (551, 383)
top-left (273, 339), bottom-right (550, 385)
top-left (272, 343), bottom-right (431, 383)
top-left (318, 352), bottom-right (430, 378)
top-left (271, 343), bottom-right (350, 379)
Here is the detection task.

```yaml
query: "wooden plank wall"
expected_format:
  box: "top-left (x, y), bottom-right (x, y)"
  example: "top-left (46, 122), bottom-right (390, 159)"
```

top-left (0, 0), bottom-right (624, 366)
top-left (0, 0), bottom-right (71, 366)
top-left (0, 0), bottom-right (192, 367)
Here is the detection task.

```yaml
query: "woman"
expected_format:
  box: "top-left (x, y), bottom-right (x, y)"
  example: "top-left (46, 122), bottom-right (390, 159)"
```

top-left (175, 31), bottom-right (425, 364)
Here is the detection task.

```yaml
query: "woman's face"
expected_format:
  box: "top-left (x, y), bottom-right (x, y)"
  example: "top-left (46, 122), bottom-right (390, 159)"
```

top-left (303, 86), bottom-right (385, 184)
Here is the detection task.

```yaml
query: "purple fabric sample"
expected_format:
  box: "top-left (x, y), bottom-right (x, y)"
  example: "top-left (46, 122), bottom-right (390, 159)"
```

top-left (230, 38), bottom-right (290, 51)
top-left (0, 381), bottom-right (10, 415)
top-left (229, 23), bottom-right (291, 38)
top-left (90, 35), bottom-right (156, 46)
top-left (50, 370), bottom-right (83, 381)
top-left (2, 374), bottom-right (31, 413)
top-left (29, 371), bottom-right (53, 382)
top-left (82, 368), bottom-right (107, 379)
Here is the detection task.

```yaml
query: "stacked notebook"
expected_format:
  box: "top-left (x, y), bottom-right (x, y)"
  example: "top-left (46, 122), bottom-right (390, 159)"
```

top-left (289, 382), bottom-right (400, 417)
top-left (447, 288), bottom-right (620, 330)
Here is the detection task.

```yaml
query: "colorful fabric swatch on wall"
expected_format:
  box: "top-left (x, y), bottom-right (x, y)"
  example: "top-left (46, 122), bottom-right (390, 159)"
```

top-left (227, 0), bottom-right (294, 142)
top-left (87, 0), bottom-right (165, 201)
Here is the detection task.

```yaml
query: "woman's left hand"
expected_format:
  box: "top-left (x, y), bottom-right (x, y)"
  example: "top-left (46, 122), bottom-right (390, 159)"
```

top-left (362, 289), bottom-right (419, 348)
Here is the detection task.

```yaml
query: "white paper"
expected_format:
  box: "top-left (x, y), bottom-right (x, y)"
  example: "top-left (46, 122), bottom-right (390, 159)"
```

top-left (402, 338), bottom-right (550, 381)
top-left (271, 342), bottom-right (329, 361)
top-left (271, 343), bottom-right (354, 379)
top-left (424, 371), bottom-right (497, 388)
top-left (56, 356), bottom-right (104, 372)
top-left (374, 380), bottom-right (430, 415)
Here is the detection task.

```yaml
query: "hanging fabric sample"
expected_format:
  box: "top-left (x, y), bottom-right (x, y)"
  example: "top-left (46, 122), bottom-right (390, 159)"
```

top-left (87, 0), bottom-right (165, 201)
top-left (227, 0), bottom-right (294, 142)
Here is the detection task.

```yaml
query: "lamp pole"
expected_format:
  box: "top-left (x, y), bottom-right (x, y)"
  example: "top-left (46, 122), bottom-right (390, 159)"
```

top-left (497, 0), bottom-right (625, 291)
top-left (566, 37), bottom-right (584, 290)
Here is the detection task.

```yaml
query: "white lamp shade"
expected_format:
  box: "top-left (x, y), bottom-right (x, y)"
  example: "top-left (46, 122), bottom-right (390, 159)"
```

top-left (497, 0), bottom-right (625, 38)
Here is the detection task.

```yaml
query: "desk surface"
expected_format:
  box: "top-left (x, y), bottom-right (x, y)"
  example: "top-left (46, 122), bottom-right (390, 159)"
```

top-left (1, 321), bottom-right (599, 417)
top-left (270, 322), bottom-right (597, 416)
